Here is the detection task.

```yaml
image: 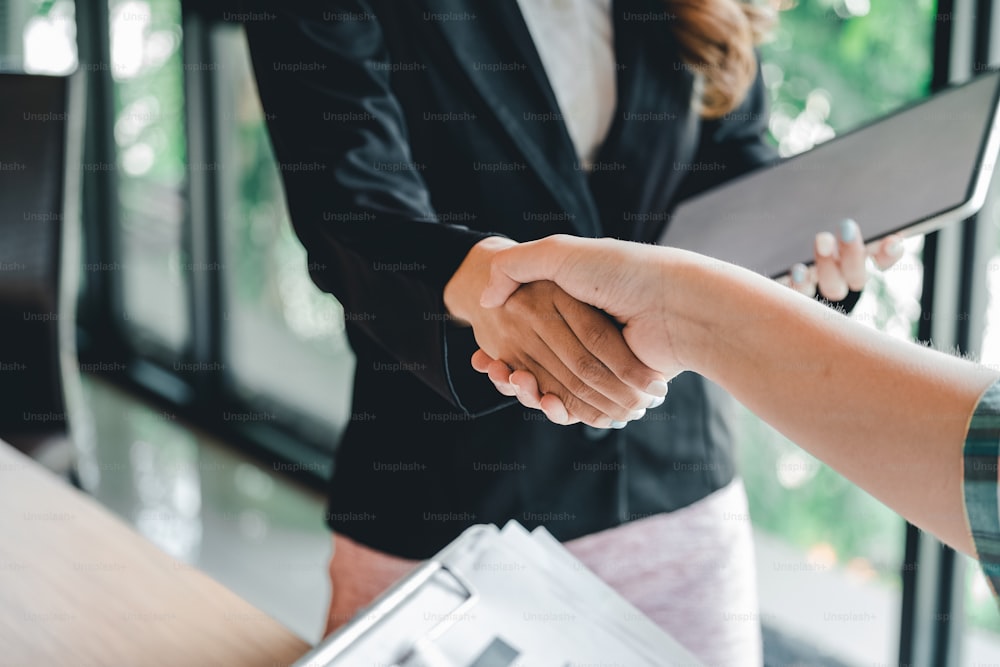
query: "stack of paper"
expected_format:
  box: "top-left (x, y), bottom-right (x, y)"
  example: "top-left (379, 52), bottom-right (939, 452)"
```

top-left (293, 521), bottom-right (703, 666)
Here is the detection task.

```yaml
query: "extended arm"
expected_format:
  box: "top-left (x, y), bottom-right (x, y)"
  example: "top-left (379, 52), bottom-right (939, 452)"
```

top-left (480, 235), bottom-right (1000, 555)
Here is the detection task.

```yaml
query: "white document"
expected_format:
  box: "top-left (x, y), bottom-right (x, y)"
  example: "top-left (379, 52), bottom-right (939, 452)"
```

top-left (293, 521), bottom-right (704, 667)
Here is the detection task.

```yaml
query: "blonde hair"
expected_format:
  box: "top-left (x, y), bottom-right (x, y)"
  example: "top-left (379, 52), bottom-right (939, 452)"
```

top-left (666, 1), bottom-right (777, 118)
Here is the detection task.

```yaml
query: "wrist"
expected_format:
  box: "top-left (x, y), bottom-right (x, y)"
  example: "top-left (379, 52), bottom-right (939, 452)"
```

top-left (444, 236), bottom-right (518, 326)
top-left (660, 251), bottom-right (737, 377)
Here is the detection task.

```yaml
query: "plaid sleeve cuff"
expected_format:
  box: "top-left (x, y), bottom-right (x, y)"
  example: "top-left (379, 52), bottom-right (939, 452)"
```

top-left (963, 379), bottom-right (1000, 600)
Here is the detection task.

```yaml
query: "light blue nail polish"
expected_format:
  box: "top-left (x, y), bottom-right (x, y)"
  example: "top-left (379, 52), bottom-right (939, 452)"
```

top-left (838, 218), bottom-right (857, 243)
top-left (648, 395), bottom-right (665, 409)
top-left (610, 420), bottom-right (627, 429)
top-left (791, 265), bottom-right (807, 283)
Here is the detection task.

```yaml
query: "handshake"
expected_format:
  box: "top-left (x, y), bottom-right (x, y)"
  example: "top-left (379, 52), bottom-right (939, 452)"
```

top-left (447, 228), bottom-right (1000, 564)
top-left (443, 223), bottom-right (903, 428)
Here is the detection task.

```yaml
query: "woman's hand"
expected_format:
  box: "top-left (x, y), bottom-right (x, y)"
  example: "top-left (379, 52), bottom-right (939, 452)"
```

top-left (445, 237), bottom-right (667, 427)
top-left (785, 219), bottom-right (904, 299)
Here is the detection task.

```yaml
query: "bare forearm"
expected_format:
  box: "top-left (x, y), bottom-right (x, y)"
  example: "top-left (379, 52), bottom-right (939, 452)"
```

top-left (482, 236), bottom-right (999, 551)
top-left (668, 252), bottom-right (999, 553)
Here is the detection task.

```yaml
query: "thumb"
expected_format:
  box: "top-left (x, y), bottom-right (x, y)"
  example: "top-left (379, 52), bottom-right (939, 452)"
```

top-left (479, 236), bottom-right (576, 308)
top-left (479, 257), bottom-right (526, 308)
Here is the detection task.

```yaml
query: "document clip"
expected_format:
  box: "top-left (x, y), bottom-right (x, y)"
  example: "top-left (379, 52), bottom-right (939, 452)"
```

top-left (292, 558), bottom-right (482, 667)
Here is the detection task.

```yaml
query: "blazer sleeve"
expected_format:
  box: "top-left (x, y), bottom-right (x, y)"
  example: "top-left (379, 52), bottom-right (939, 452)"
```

top-left (244, 1), bottom-right (514, 414)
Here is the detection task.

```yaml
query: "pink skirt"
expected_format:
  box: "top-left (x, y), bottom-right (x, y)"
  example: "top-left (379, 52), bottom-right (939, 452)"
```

top-left (324, 479), bottom-right (762, 666)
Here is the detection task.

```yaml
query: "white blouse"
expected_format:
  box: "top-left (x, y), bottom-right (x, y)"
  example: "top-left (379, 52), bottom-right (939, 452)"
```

top-left (515, 0), bottom-right (617, 169)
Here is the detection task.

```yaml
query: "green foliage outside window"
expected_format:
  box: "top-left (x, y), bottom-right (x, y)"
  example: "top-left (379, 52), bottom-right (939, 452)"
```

top-left (743, 0), bottom-right (937, 564)
top-left (746, 0), bottom-right (1000, 641)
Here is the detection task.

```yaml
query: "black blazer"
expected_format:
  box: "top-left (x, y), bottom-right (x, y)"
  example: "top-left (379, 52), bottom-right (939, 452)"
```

top-left (246, 0), bottom-right (780, 558)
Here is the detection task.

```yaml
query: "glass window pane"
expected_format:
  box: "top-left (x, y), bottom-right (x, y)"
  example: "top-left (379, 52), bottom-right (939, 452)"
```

top-left (743, 2), bottom-right (936, 662)
top-left (762, 0), bottom-right (936, 156)
top-left (108, 0), bottom-right (189, 355)
top-left (213, 25), bottom-right (354, 449)
top-left (963, 561), bottom-right (1000, 660)
top-left (3, 0), bottom-right (78, 74)
top-left (741, 239), bottom-right (923, 663)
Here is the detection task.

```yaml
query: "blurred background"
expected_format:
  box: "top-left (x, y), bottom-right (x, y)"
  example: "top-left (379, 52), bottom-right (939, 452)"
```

top-left (3, 0), bottom-right (1000, 663)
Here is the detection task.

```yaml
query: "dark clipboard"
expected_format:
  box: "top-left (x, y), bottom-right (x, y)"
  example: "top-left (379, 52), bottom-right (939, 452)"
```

top-left (658, 69), bottom-right (1000, 278)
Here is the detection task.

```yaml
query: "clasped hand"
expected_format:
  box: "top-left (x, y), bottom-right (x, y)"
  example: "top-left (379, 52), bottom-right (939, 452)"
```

top-left (443, 236), bottom-right (667, 428)
top-left (464, 220), bottom-right (903, 427)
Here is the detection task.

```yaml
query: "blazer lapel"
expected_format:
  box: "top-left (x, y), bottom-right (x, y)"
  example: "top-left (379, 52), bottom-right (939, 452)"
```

top-left (423, 0), bottom-right (601, 237)
top-left (588, 0), bottom-right (701, 242)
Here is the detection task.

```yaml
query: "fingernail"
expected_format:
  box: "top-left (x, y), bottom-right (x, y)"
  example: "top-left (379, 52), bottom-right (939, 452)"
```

top-left (610, 420), bottom-right (627, 429)
top-left (838, 219), bottom-right (858, 243)
top-left (645, 380), bottom-right (669, 397)
top-left (628, 409), bottom-right (646, 421)
top-left (791, 264), bottom-right (807, 284)
top-left (545, 406), bottom-right (569, 425)
top-left (816, 232), bottom-right (837, 257)
top-left (888, 240), bottom-right (903, 258)
top-left (648, 395), bottom-right (665, 409)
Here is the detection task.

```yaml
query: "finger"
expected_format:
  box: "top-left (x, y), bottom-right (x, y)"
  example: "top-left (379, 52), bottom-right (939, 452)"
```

top-left (485, 360), bottom-right (519, 397)
top-left (553, 293), bottom-right (667, 405)
top-left (521, 354), bottom-right (610, 427)
top-left (471, 349), bottom-right (496, 373)
top-left (538, 393), bottom-right (577, 426)
top-left (481, 263), bottom-right (526, 309)
top-left (814, 231), bottom-right (849, 301)
top-left (540, 299), bottom-right (660, 419)
top-left (472, 350), bottom-right (519, 397)
top-left (493, 369), bottom-right (549, 413)
top-left (490, 381), bottom-right (519, 398)
top-left (479, 234), bottom-right (578, 308)
top-left (788, 263), bottom-right (817, 297)
top-left (503, 286), bottom-right (650, 422)
top-left (509, 371), bottom-right (580, 426)
top-left (871, 234), bottom-right (905, 271)
top-left (508, 368), bottom-right (543, 409)
top-left (836, 219), bottom-right (867, 291)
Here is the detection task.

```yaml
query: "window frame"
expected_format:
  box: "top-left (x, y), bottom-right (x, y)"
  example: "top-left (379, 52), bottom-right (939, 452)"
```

top-left (898, 0), bottom-right (1000, 664)
top-left (75, 0), bottom-right (334, 488)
